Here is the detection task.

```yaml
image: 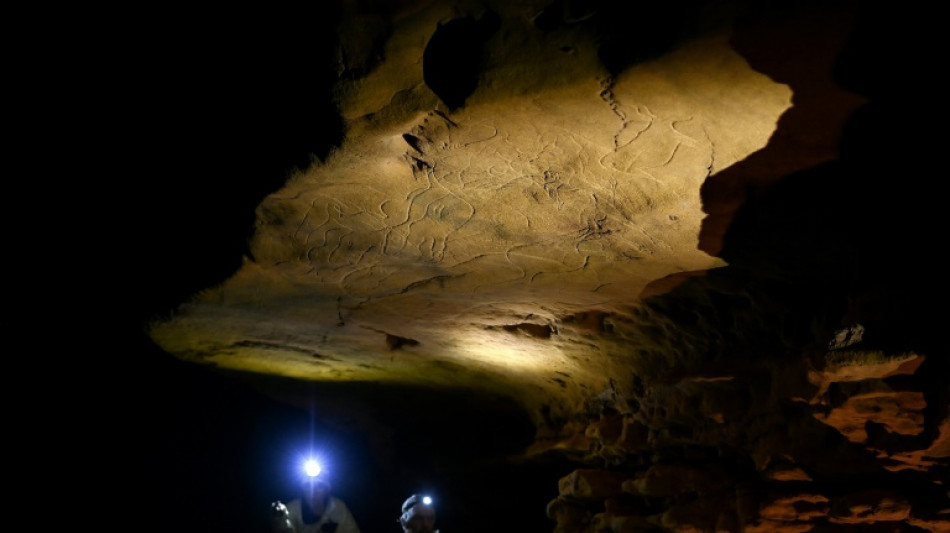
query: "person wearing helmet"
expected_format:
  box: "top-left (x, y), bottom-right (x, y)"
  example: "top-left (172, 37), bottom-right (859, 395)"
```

top-left (398, 493), bottom-right (438, 533)
top-left (271, 476), bottom-right (361, 533)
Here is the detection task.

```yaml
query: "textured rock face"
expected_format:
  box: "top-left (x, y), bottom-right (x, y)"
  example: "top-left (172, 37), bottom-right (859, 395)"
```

top-left (149, 0), bottom-right (782, 423)
top-left (147, 0), bottom-right (948, 531)
top-left (548, 348), bottom-right (949, 531)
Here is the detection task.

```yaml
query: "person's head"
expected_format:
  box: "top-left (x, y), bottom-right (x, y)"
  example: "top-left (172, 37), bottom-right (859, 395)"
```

top-left (299, 457), bottom-right (332, 509)
top-left (303, 478), bottom-right (332, 513)
top-left (398, 494), bottom-right (437, 533)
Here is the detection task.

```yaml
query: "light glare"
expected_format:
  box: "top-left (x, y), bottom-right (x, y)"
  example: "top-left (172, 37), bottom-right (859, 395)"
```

top-left (303, 458), bottom-right (322, 478)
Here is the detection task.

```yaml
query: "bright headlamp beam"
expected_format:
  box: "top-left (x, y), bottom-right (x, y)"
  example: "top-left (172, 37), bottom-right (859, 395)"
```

top-left (303, 458), bottom-right (322, 478)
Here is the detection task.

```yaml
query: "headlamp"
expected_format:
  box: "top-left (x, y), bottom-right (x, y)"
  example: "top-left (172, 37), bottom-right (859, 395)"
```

top-left (303, 458), bottom-right (322, 478)
top-left (401, 493), bottom-right (434, 513)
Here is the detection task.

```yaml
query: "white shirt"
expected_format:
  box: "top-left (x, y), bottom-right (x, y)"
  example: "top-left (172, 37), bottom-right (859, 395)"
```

top-left (282, 496), bottom-right (361, 533)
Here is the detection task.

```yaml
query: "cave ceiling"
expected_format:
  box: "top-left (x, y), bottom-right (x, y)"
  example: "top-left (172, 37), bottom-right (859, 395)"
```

top-left (147, 0), bottom-right (948, 530)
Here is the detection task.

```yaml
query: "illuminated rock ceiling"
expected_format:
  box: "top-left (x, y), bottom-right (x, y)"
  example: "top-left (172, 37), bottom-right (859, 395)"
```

top-left (147, 1), bottom-right (948, 531)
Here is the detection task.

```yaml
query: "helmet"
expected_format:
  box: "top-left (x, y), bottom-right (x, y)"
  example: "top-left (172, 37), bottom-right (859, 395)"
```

top-left (399, 494), bottom-right (435, 525)
top-left (401, 494), bottom-right (432, 513)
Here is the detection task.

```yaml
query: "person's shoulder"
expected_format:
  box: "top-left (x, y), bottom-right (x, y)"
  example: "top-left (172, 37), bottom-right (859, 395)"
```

top-left (329, 495), bottom-right (352, 509)
top-left (329, 495), bottom-right (358, 519)
top-left (285, 498), bottom-right (304, 513)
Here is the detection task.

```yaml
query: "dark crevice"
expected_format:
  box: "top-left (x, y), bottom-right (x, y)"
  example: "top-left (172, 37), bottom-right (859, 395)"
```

top-left (422, 9), bottom-right (501, 111)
